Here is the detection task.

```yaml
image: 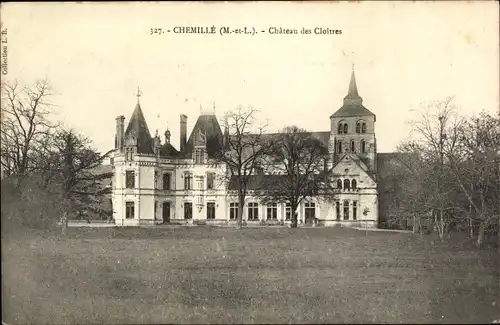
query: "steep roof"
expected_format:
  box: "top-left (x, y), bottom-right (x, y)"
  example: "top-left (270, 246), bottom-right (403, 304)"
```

top-left (159, 142), bottom-right (179, 157)
top-left (180, 114), bottom-right (224, 158)
top-left (330, 68), bottom-right (376, 120)
top-left (249, 131), bottom-right (330, 148)
top-left (124, 102), bottom-right (154, 155)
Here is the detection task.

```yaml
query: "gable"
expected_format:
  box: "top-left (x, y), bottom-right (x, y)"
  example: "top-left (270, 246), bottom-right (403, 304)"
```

top-left (331, 153), bottom-right (376, 187)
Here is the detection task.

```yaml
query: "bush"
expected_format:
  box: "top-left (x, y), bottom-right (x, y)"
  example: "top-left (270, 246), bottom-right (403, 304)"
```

top-left (1, 178), bottom-right (61, 234)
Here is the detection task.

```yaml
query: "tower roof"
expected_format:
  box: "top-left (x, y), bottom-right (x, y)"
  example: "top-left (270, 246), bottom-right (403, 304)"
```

top-left (179, 113), bottom-right (223, 158)
top-left (124, 101), bottom-right (154, 154)
top-left (330, 67), bottom-right (376, 120)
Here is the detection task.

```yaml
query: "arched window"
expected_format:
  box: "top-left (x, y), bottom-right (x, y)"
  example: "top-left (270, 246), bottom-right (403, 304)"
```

top-left (337, 122), bottom-right (344, 134)
top-left (337, 140), bottom-right (342, 154)
top-left (343, 123), bottom-right (348, 134)
top-left (361, 123), bottom-right (367, 133)
top-left (356, 122), bottom-right (361, 134)
top-left (343, 179), bottom-right (350, 190)
top-left (350, 140), bottom-right (355, 152)
top-left (351, 179), bottom-right (357, 190)
top-left (337, 179), bottom-right (342, 189)
top-left (361, 139), bottom-right (366, 153)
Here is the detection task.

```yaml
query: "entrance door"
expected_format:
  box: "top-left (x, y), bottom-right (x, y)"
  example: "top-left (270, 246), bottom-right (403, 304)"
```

top-left (304, 202), bottom-right (316, 225)
top-left (162, 202), bottom-right (171, 223)
top-left (184, 202), bottom-right (192, 220)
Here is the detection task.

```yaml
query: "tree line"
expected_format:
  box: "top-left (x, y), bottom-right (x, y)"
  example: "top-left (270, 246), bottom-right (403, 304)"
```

top-left (2, 80), bottom-right (498, 247)
top-left (1, 79), bottom-right (113, 234)
top-left (382, 97), bottom-right (499, 248)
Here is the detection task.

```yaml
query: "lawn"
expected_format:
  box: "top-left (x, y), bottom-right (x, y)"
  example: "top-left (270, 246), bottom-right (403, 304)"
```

top-left (2, 226), bottom-right (499, 324)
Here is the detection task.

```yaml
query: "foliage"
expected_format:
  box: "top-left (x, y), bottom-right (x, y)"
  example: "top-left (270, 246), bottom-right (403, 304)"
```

top-left (213, 105), bottom-right (271, 228)
top-left (257, 125), bottom-right (334, 227)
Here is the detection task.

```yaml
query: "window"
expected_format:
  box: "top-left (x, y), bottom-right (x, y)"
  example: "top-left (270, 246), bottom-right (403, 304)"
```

top-left (353, 201), bottom-right (358, 220)
top-left (229, 203), bottom-right (239, 220)
top-left (184, 172), bottom-right (193, 190)
top-left (154, 201), bottom-right (158, 219)
top-left (207, 172), bottom-right (215, 190)
top-left (125, 148), bottom-right (134, 161)
top-left (266, 203), bottom-right (277, 220)
top-left (335, 201), bottom-right (340, 220)
top-left (343, 179), bottom-right (350, 190)
top-left (352, 179), bottom-right (357, 190)
top-left (154, 171), bottom-right (158, 189)
top-left (207, 202), bottom-right (216, 219)
top-left (361, 139), bottom-right (366, 153)
top-left (285, 203), bottom-right (291, 221)
top-left (338, 121), bottom-right (348, 134)
top-left (126, 202), bottom-right (135, 219)
top-left (337, 141), bottom-right (342, 154)
top-left (356, 121), bottom-right (367, 134)
top-left (343, 200), bottom-right (349, 220)
top-left (195, 149), bottom-right (205, 164)
top-left (163, 173), bottom-right (171, 190)
top-left (350, 140), bottom-right (355, 152)
top-left (305, 202), bottom-right (316, 222)
top-left (196, 176), bottom-right (204, 189)
top-left (184, 202), bottom-right (192, 219)
top-left (337, 179), bottom-right (342, 189)
top-left (126, 171), bottom-right (135, 189)
top-left (248, 202), bottom-right (259, 221)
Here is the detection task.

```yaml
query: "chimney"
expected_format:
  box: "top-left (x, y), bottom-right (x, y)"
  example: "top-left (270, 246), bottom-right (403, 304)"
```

top-left (115, 115), bottom-right (125, 152)
top-left (153, 130), bottom-right (161, 155)
top-left (180, 114), bottom-right (187, 151)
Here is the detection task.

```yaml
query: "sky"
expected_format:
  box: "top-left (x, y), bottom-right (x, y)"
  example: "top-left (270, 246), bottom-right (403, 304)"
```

top-left (1, 1), bottom-right (499, 155)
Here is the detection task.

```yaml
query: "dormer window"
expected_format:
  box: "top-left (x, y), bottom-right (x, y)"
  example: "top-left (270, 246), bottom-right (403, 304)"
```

top-left (338, 121), bottom-right (348, 134)
top-left (125, 147), bottom-right (134, 161)
top-left (194, 149), bottom-right (205, 164)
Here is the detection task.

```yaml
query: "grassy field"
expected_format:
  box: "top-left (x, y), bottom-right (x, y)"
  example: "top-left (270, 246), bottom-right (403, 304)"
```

top-left (2, 226), bottom-right (499, 324)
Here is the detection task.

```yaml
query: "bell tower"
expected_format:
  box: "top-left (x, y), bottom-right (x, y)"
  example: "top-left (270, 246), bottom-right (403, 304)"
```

top-left (329, 66), bottom-right (377, 172)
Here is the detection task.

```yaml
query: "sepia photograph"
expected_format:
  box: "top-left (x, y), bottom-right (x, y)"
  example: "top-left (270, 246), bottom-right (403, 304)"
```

top-left (1, 1), bottom-right (499, 324)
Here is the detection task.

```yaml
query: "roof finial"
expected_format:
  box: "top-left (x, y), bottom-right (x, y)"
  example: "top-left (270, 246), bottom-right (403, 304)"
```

top-left (352, 62), bottom-right (355, 71)
top-left (136, 86), bottom-right (142, 104)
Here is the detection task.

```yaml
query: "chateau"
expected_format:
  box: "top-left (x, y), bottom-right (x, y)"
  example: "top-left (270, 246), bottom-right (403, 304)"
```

top-left (111, 68), bottom-right (394, 227)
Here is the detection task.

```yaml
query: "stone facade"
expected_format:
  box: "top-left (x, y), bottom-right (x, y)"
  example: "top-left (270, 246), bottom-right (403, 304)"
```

top-left (111, 68), bottom-right (381, 228)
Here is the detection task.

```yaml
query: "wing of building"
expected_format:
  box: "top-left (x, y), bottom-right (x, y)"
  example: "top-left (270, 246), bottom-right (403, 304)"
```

top-left (111, 68), bottom-right (400, 227)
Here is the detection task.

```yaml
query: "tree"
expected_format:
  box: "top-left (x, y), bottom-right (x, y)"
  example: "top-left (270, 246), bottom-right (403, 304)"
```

top-left (257, 126), bottom-right (333, 228)
top-left (408, 97), bottom-right (464, 240)
top-left (448, 111), bottom-right (500, 247)
top-left (49, 129), bottom-right (114, 235)
top-left (0, 79), bottom-right (58, 187)
top-left (387, 142), bottom-right (430, 233)
top-left (214, 106), bottom-right (270, 228)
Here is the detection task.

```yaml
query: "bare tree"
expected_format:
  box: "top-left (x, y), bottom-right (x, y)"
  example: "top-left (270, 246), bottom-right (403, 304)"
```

top-left (257, 126), bottom-right (333, 228)
top-left (408, 97), bottom-right (464, 240)
top-left (448, 111), bottom-right (500, 248)
top-left (214, 106), bottom-right (270, 228)
top-left (0, 79), bottom-right (58, 187)
top-left (49, 128), bottom-right (114, 235)
top-left (387, 142), bottom-right (430, 234)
